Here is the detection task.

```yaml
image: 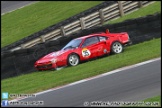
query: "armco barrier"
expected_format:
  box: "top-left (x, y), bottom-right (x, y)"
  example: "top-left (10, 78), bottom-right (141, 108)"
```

top-left (1, 13), bottom-right (161, 80)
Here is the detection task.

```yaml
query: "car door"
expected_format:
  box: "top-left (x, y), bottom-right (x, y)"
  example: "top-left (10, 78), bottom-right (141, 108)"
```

top-left (81, 36), bottom-right (100, 59)
top-left (97, 36), bottom-right (110, 56)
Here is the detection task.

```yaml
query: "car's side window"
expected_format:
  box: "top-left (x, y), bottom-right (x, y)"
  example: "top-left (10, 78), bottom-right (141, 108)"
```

top-left (82, 36), bottom-right (99, 47)
top-left (98, 36), bottom-right (108, 41)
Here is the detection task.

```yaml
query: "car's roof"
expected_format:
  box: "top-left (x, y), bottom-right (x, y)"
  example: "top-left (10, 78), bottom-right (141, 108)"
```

top-left (76, 32), bottom-right (106, 40)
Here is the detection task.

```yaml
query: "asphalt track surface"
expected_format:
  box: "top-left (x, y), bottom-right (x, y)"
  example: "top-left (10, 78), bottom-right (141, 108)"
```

top-left (1, 1), bottom-right (37, 15)
top-left (7, 58), bottom-right (161, 107)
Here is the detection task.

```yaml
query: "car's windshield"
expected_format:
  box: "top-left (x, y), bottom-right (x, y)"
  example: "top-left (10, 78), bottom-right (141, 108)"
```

top-left (62, 39), bottom-right (82, 50)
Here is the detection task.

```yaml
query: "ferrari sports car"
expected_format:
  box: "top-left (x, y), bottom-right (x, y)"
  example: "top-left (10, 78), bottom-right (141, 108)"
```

top-left (34, 30), bottom-right (131, 70)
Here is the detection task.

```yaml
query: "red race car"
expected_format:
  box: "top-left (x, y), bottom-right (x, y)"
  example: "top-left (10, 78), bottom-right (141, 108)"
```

top-left (34, 30), bottom-right (131, 70)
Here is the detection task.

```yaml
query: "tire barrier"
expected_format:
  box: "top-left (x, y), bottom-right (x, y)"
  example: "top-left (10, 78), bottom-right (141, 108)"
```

top-left (1, 12), bottom-right (161, 80)
top-left (1, 1), bottom-right (116, 53)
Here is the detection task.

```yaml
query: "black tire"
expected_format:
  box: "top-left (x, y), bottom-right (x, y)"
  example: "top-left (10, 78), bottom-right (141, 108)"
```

top-left (67, 53), bottom-right (80, 66)
top-left (111, 41), bottom-right (123, 54)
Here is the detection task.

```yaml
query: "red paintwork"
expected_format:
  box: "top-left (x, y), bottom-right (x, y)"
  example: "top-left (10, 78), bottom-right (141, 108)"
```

top-left (34, 31), bottom-right (130, 70)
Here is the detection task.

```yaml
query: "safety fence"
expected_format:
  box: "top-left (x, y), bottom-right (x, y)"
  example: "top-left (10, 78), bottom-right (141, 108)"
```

top-left (1, 1), bottom-right (155, 52)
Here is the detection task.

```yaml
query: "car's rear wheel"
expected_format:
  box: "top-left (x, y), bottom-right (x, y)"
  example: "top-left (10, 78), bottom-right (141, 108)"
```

top-left (68, 54), bottom-right (80, 66)
top-left (111, 41), bottom-right (123, 54)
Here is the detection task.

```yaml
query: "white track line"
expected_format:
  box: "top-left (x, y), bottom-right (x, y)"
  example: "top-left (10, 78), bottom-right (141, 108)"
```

top-left (1, 2), bottom-right (39, 16)
top-left (9, 57), bottom-right (161, 102)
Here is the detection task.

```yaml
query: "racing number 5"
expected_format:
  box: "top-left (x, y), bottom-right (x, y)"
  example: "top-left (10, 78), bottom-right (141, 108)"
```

top-left (83, 50), bottom-right (89, 56)
top-left (82, 48), bottom-right (91, 57)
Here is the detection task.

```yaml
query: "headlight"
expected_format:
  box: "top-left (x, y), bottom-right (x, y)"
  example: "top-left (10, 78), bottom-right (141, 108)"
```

top-left (50, 58), bottom-right (57, 63)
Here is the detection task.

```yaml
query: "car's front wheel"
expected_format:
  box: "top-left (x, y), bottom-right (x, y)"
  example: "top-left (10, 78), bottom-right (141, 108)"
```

top-left (68, 54), bottom-right (80, 66)
top-left (111, 41), bottom-right (123, 54)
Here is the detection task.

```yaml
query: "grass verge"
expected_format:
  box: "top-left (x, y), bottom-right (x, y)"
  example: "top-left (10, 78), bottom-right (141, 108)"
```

top-left (143, 95), bottom-right (161, 107)
top-left (104, 1), bottom-right (161, 24)
top-left (1, 1), bottom-right (102, 47)
top-left (1, 38), bottom-right (161, 100)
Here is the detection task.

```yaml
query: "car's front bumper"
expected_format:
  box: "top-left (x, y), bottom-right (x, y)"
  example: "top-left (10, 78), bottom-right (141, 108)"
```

top-left (35, 63), bottom-right (57, 71)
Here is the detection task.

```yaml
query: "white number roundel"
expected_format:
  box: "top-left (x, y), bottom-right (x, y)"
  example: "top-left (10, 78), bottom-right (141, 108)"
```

top-left (82, 48), bottom-right (91, 57)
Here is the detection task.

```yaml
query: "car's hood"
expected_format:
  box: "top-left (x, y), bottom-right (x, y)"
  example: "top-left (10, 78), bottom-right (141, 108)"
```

top-left (36, 50), bottom-right (67, 64)
top-left (36, 57), bottom-right (52, 64)
top-left (42, 50), bottom-right (67, 58)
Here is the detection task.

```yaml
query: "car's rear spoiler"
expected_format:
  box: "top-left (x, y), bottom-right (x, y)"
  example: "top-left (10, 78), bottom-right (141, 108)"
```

top-left (106, 29), bottom-right (109, 34)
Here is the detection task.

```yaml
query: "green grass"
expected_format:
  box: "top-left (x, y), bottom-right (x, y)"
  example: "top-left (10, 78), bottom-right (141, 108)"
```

top-left (143, 95), bottom-right (161, 107)
top-left (1, 38), bottom-right (161, 100)
top-left (2, 1), bottom-right (161, 48)
top-left (1, 1), bottom-right (102, 47)
top-left (104, 1), bottom-right (161, 24)
top-left (144, 95), bottom-right (161, 102)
